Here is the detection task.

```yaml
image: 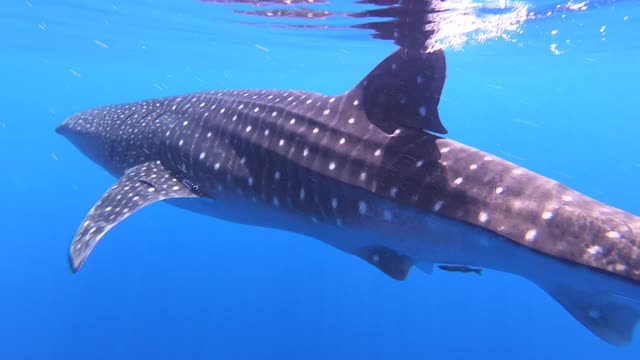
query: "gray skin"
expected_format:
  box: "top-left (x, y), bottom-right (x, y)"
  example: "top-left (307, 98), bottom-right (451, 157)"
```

top-left (57, 48), bottom-right (640, 346)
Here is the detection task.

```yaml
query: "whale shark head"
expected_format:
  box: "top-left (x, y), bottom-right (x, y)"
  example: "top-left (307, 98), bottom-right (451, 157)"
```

top-left (56, 100), bottom-right (177, 175)
top-left (56, 112), bottom-right (115, 171)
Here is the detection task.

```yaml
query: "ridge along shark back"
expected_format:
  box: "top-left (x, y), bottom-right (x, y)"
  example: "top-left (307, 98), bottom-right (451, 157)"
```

top-left (57, 46), bottom-right (640, 346)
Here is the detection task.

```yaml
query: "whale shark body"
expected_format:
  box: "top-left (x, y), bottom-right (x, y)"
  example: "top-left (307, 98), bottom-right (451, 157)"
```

top-left (57, 48), bottom-right (640, 345)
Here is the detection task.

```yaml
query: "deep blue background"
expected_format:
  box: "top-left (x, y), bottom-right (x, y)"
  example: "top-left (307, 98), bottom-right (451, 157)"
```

top-left (1, 0), bottom-right (640, 359)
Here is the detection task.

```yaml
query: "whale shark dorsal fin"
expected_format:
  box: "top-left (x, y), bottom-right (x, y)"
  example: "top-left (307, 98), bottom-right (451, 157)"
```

top-left (68, 161), bottom-right (198, 272)
top-left (356, 246), bottom-right (413, 280)
top-left (346, 47), bottom-right (447, 134)
top-left (542, 283), bottom-right (640, 346)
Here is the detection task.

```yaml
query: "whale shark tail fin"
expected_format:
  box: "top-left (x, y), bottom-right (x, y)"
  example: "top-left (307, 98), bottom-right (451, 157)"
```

top-left (345, 47), bottom-right (447, 134)
top-left (541, 282), bottom-right (640, 346)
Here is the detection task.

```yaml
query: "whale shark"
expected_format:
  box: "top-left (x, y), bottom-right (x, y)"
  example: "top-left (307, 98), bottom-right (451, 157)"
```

top-left (57, 47), bottom-right (640, 346)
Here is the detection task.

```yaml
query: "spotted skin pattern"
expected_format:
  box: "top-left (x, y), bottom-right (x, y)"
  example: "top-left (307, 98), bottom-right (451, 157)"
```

top-left (58, 48), bottom-right (640, 345)
top-left (64, 83), bottom-right (640, 280)
top-left (68, 161), bottom-right (197, 270)
top-left (57, 47), bottom-right (640, 280)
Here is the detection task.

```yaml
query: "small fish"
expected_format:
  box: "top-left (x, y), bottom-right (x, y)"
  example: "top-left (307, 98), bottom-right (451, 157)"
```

top-left (438, 265), bottom-right (483, 276)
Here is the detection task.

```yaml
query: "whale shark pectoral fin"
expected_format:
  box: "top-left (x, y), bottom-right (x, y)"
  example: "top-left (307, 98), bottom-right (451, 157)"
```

top-left (356, 246), bottom-right (414, 280)
top-left (346, 47), bottom-right (447, 134)
top-left (542, 284), bottom-right (640, 346)
top-left (68, 160), bottom-right (197, 273)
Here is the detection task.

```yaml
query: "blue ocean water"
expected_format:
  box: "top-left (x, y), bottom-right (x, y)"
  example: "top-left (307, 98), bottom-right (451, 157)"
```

top-left (1, 0), bottom-right (640, 359)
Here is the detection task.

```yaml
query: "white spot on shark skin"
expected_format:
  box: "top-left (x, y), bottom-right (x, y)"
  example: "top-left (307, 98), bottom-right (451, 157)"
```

top-left (433, 200), bottom-right (444, 212)
top-left (199, 152), bottom-right (206, 160)
top-left (561, 194), bottom-right (572, 202)
top-left (353, 100), bottom-right (359, 106)
top-left (300, 188), bottom-right (305, 201)
top-left (279, 139), bottom-right (285, 146)
top-left (383, 209), bottom-right (393, 221)
top-left (290, 118), bottom-right (296, 124)
top-left (303, 148), bottom-right (310, 157)
top-left (606, 231), bottom-right (621, 239)
top-left (328, 162), bottom-right (336, 171)
top-left (329, 97), bottom-right (335, 103)
top-left (348, 118), bottom-right (355, 124)
top-left (614, 263), bottom-right (627, 272)
top-left (274, 171), bottom-right (281, 180)
top-left (483, 156), bottom-right (493, 161)
top-left (323, 109), bottom-right (331, 115)
top-left (245, 125), bottom-right (252, 133)
top-left (478, 211), bottom-right (489, 223)
top-left (178, 139), bottom-right (184, 146)
top-left (359, 172), bottom-right (367, 182)
top-left (512, 168), bottom-right (524, 175)
top-left (525, 229), bottom-right (537, 242)
top-left (588, 308), bottom-right (602, 320)
top-left (214, 163), bottom-right (221, 171)
top-left (495, 186), bottom-right (504, 194)
top-left (372, 254), bottom-right (380, 263)
top-left (374, 149), bottom-right (382, 157)
top-left (441, 147), bottom-right (450, 153)
top-left (312, 127), bottom-right (319, 134)
top-left (541, 211), bottom-right (553, 220)
top-left (586, 245), bottom-right (603, 256)
top-left (183, 121), bottom-right (189, 126)
top-left (416, 160), bottom-right (424, 168)
top-left (389, 187), bottom-right (399, 198)
top-left (453, 177), bottom-right (463, 185)
top-left (358, 201), bottom-right (368, 215)
top-left (469, 164), bottom-right (478, 170)
top-left (331, 198), bottom-right (338, 209)
top-left (419, 106), bottom-right (427, 117)
top-left (339, 138), bottom-right (346, 145)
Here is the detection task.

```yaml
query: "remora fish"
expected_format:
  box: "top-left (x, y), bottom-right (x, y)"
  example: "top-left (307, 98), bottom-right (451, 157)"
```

top-left (57, 48), bottom-right (640, 346)
top-left (438, 264), bottom-right (482, 275)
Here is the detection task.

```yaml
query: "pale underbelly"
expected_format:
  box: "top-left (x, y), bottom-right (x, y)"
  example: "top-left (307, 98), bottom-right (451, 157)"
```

top-left (168, 192), bottom-right (640, 303)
